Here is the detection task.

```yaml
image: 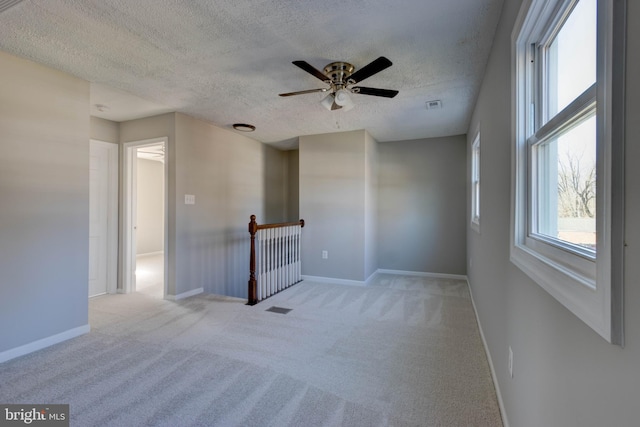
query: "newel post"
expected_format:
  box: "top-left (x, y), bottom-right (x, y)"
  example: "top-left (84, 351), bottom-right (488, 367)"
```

top-left (247, 215), bottom-right (258, 305)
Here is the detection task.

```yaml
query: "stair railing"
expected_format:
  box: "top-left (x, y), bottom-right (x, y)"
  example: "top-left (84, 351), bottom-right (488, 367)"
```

top-left (248, 215), bottom-right (305, 305)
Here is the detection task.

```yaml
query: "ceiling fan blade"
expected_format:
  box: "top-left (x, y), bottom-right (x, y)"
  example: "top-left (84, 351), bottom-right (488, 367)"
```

top-left (292, 60), bottom-right (329, 82)
top-left (279, 88), bottom-right (329, 97)
top-left (347, 57), bottom-right (393, 84)
top-left (351, 86), bottom-right (399, 98)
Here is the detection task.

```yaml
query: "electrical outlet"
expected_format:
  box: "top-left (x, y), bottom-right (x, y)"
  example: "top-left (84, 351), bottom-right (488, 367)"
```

top-left (322, 250), bottom-right (328, 259)
top-left (508, 346), bottom-right (514, 378)
top-left (184, 194), bottom-right (195, 205)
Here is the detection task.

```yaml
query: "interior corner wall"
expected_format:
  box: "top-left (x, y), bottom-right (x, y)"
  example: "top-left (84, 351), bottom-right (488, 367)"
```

top-left (0, 50), bottom-right (90, 354)
top-left (121, 112), bottom-right (286, 299)
top-left (299, 130), bottom-right (368, 282)
top-left (263, 144), bottom-right (288, 223)
top-left (90, 116), bottom-right (119, 143)
top-left (174, 113), bottom-right (286, 298)
top-left (286, 149), bottom-right (300, 222)
top-left (364, 131), bottom-right (378, 280)
top-left (468, 0), bottom-right (640, 426)
top-left (377, 136), bottom-right (467, 275)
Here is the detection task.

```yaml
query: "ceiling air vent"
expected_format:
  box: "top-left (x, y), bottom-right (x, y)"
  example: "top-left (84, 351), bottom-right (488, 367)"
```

top-left (0, 0), bottom-right (24, 14)
top-left (425, 100), bottom-right (442, 110)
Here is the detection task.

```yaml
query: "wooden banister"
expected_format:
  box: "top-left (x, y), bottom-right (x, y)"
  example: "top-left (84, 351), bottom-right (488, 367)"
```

top-left (255, 219), bottom-right (305, 230)
top-left (248, 215), bottom-right (258, 305)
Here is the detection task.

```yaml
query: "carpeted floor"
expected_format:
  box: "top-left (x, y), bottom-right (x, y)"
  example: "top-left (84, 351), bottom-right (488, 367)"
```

top-left (0, 274), bottom-right (503, 426)
top-left (135, 253), bottom-right (165, 299)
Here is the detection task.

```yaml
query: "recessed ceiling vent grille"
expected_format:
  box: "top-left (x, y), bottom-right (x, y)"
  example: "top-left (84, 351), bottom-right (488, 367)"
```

top-left (0, 0), bottom-right (24, 14)
top-left (425, 100), bottom-right (443, 110)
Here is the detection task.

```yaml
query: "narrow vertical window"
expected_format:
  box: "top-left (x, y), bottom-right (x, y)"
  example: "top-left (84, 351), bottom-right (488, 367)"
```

top-left (471, 132), bottom-right (481, 232)
top-left (530, 0), bottom-right (597, 255)
top-left (512, 0), bottom-right (625, 343)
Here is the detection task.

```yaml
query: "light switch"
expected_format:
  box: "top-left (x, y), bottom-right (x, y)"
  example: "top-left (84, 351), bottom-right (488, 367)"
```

top-left (185, 194), bottom-right (195, 205)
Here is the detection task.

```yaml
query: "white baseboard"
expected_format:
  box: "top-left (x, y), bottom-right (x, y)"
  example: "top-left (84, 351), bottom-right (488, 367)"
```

top-left (302, 270), bottom-right (468, 287)
top-left (467, 278), bottom-right (510, 427)
top-left (301, 275), bottom-right (367, 287)
top-left (375, 269), bottom-right (468, 281)
top-left (165, 287), bottom-right (203, 301)
top-left (0, 324), bottom-right (90, 364)
top-left (136, 251), bottom-right (164, 258)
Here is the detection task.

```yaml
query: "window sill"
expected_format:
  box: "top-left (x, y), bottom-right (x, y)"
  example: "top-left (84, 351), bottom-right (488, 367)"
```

top-left (510, 241), bottom-right (610, 341)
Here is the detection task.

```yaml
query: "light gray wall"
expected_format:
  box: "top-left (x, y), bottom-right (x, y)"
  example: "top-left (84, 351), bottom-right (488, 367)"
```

top-left (364, 131), bottom-right (378, 279)
top-left (136, 158), bottom-right (164, 255)
top-left (468, 0), bottom-right (640, 426)
top-left (0, 51), bottom-right (90, 353)
top-left (286, 149), bottom-right (300, 222)
top-left (299, 130), bottom-right (370, 281)
top-left (119, 113), bottom-right (288, 299)
top-left (0, 51), bottom-right (287, 355)
top-left (173, 113), bottom-right (285, 298)
top-left (263, 144), bottom-right (288, 223)
top-left (377, 136), bottom-right (467, 275)
top-left (90, 116), bottom-right (119, 143)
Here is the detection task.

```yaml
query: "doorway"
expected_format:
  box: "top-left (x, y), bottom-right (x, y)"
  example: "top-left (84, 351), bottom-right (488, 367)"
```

top-left (89, 140), bottom-right (118, 297)
top-left (122, 138), bottom-right (168, 298)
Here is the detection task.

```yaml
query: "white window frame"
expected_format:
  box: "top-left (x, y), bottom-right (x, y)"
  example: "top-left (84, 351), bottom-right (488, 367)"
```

top-left (471, 131), bottom-right (481, 233)
top-left (511, 0), bottom-right (625, 344)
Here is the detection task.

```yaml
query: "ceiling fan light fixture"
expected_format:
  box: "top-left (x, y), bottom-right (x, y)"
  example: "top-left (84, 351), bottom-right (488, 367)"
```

top-left (320, 93), bottom-right (335, 111)
top-left (334, 89), bottom-right (354, 111)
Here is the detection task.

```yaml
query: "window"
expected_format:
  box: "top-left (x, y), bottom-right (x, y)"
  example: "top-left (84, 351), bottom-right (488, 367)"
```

top-left (471, 131), bottom-right (481, 232)
top-left (512, 0), bottom-right (625, 343)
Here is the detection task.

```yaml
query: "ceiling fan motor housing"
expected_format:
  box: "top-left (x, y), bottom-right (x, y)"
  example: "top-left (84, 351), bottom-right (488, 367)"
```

top-left (323, 62), bottom-right (354, 88)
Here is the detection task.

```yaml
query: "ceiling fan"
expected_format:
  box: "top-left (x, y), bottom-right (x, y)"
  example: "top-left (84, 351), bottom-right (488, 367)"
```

top-left (279, 56), bottom-right (399, 111)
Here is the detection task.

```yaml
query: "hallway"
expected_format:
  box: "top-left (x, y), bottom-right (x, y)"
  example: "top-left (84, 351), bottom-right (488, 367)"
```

top-left (135, 253), bottom-right (164, 299)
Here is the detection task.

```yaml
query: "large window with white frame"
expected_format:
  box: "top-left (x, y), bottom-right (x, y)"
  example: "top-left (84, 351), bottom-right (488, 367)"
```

top-left (511, 0), bottom-right (625, 343)
top-left (471, 131), bottom-right (481, 232)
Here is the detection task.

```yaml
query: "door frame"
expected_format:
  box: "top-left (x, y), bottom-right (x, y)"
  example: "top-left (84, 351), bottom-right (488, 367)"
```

top-left (89, 139), bottom-right (119, 295)
top-left (122, 137), bottom-right (169, 296)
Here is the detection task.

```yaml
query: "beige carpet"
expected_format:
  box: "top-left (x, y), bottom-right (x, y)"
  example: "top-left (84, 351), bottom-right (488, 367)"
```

top-left (0, 274), bottom-right (502, 426)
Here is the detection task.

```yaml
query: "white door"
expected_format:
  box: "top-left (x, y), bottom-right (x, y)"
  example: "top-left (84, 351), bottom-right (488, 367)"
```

top-left (89, 141), bottom-right (111, 297)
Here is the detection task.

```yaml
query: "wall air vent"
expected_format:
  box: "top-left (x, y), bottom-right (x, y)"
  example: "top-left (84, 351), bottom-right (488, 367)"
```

top-left (0, 0), bottom-right (25, 14)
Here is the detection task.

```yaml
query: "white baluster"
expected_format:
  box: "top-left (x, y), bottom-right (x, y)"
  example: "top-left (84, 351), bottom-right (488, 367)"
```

top-left (269, 228), bottom-right (275, 297)
top-left (289, 228), bottom-right (294, 286)
top-left (286, 226), bottom-right (291, 289)
top-left (296, 226), bottom-right (302, 282)
top-left (277, 227), bottom-right (283, 292)
top-left (259, 229), bottom-right (265, 301)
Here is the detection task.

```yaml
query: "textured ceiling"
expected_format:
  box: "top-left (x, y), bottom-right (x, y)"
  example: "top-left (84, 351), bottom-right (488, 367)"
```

top-left (0, 0), bottom-right (503, 148)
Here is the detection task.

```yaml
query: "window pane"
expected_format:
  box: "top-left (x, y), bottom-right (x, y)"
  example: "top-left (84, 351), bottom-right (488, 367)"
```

top-left (471, 136), bottom-right (480, 224)
top-left (535, 114), bottom-right (596, 251)
top-left (546, 0), bottom-right (597, 118)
